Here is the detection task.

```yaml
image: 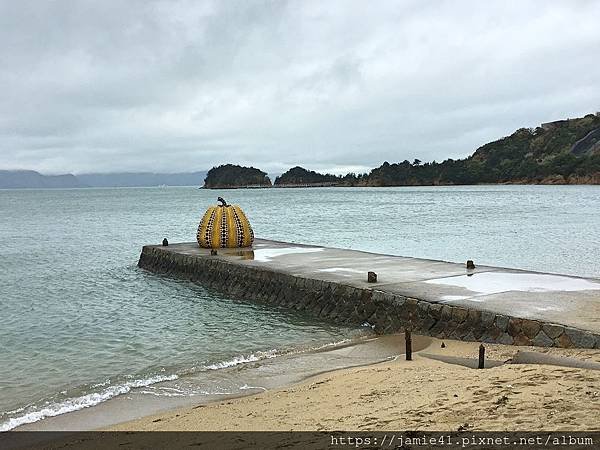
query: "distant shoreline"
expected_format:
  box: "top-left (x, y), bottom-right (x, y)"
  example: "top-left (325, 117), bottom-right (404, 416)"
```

top-left (202, 180), bottom-right (600, 189)
top-left (2, 181), bottom-right (600, 191)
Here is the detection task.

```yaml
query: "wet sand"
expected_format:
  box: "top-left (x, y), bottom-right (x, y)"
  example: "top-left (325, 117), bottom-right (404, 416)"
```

top-left (108, 336), bottom-right (600, 432)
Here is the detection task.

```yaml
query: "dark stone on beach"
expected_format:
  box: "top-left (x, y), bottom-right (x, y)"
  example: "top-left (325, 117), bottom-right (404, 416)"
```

top-left (210, 249), bottom-right (218, 256)
top-left (367, 271), bottom-right (377, 283)
top-left (466, 260), bottom-right (475, 269)
top-left (162, 238), bottom-right (168, 246)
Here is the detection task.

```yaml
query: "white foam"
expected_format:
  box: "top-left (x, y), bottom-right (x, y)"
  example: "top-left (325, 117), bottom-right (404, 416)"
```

top-left (205, 350), bottom-right (279, 370)
top-left (0, 374), bottom-right (178, 432)
top-left (239, 384), bottom-right (267, 391)
top-left (311, 339), bottom-right (352, 350)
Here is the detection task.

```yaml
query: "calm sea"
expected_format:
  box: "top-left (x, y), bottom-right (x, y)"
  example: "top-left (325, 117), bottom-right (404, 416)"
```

top-left (1, 185), bottom-right (599, 430)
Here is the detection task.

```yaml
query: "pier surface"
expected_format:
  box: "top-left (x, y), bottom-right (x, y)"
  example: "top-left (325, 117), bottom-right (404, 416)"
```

top-left (139, 239), bottom-right (600, 348)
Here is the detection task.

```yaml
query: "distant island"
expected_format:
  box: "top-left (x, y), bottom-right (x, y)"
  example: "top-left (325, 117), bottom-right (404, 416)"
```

top-left (0, 171), bottom-right (207, 189)
top-left (274, 166), bottom-right (340, 187)
top-left (203, 164), bottom-right (271, 189)
top-left (4, 112), bottom-right (599, 189)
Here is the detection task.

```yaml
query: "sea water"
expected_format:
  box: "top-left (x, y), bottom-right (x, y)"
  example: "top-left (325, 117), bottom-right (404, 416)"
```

top-left (1, 185), bottom-right (599, 430)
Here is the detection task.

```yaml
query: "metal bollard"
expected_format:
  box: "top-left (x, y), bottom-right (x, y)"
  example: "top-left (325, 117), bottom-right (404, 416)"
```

top-left (405, 329), bottom-right (412, 361)
top-left (478, 343), bottom-right (485, 369)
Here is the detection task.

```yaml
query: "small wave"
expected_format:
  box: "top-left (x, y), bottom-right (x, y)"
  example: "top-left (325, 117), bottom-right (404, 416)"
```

top-left (0, 373), bottom-right (178, 432)
top-left (203, 338), bottom-right (360, 371)
top-left (239, 384), bottom-right (267, 391)
top-left (311, 339), bottom-right (352, 350)
top-left (205, 349), bottom-right (279, 370)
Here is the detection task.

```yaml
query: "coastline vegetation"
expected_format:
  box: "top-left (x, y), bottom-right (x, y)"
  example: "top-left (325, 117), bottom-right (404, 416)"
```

top-left (204, 113), bottom-right (600, 188)
top-left (203, 164), bottom-right (272, 189)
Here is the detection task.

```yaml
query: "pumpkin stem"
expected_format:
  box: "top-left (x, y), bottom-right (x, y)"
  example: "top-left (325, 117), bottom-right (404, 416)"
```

top-left (217, 197), bottom-right (228, 207)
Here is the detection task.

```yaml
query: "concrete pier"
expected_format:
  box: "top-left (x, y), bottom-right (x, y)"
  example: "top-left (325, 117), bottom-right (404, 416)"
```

top-left (138, 239), bottom-right (600, 349)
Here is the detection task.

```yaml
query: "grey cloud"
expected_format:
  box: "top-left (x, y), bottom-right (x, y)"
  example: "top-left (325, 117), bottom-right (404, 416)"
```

top-left (1, 0), bottom-right (599, 175)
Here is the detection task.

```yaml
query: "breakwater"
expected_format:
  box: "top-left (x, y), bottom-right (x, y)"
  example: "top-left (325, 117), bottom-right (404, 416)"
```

top-left (138, 240), bottom-right (600, 349)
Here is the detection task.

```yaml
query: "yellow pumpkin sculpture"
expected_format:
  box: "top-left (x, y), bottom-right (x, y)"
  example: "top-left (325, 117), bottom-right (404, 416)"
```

top-left (196, 197), bottom-right (254, 248)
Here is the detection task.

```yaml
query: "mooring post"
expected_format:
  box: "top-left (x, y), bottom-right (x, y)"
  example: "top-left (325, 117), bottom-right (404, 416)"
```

top-left (405, 329), bottom-right (412, 361)
top-left (478, 343), bottom-right (485, 369)
top-left (466, 260), bottom-right (475, 270)
top-left (162, 238), bottom-right (168, 246)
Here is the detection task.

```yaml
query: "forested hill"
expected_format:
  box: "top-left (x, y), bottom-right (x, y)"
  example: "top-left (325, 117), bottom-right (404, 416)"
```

top-left (203, 164), bottom-right (272, 188)
top-left (274, 166), bottom-right (340, 186)
top-left (356, 113), bottom-right (600, 186)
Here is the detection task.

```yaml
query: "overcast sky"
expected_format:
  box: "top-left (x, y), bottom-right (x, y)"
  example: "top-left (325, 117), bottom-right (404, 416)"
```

top-left (1, 1), bottom-right (599, 175)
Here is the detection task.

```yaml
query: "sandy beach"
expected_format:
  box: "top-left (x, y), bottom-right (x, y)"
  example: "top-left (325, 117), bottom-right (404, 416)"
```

top-left (108, 335), bottom-right (600, 432)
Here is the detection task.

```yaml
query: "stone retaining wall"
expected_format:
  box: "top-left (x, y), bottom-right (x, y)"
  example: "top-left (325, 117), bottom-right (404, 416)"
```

top-left (138, 246), bottom-right (600, 349)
